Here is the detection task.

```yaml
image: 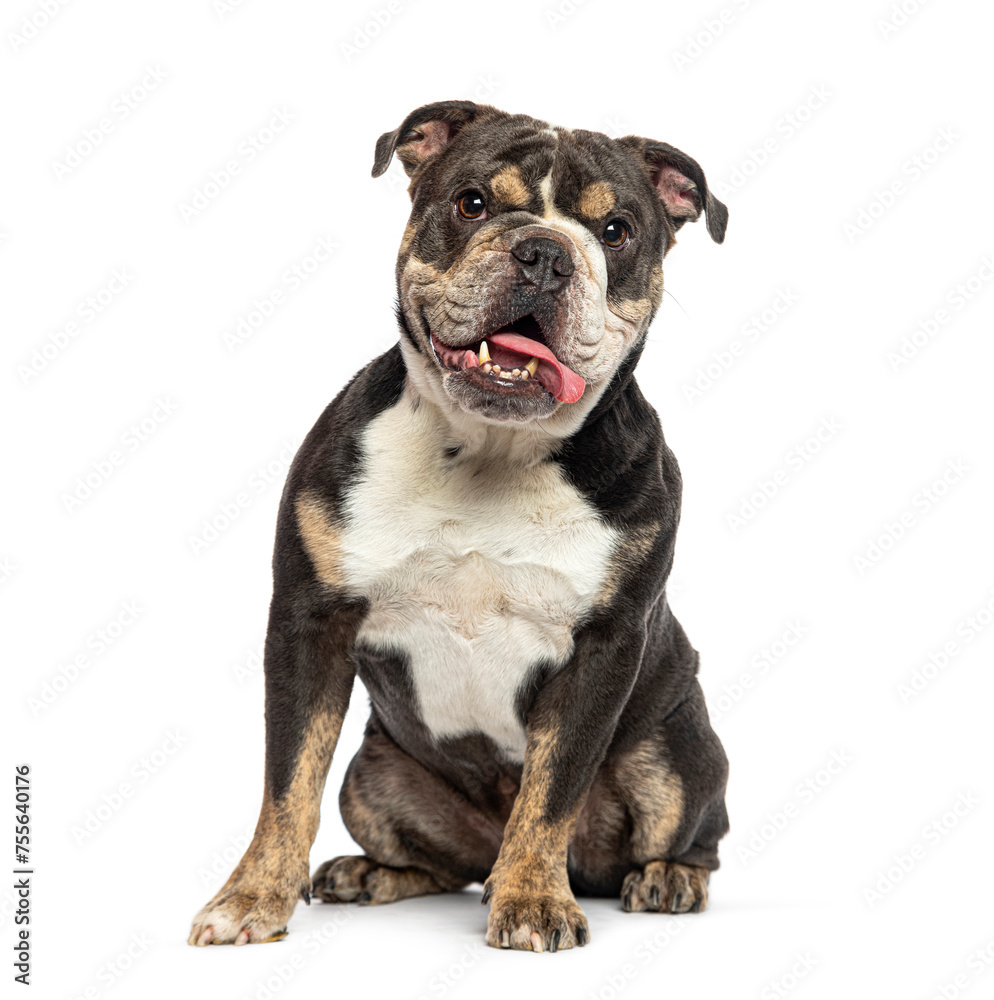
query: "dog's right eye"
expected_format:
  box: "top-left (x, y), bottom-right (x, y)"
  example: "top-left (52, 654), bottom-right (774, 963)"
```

top-left (456, 191), bottom-right (487, 221)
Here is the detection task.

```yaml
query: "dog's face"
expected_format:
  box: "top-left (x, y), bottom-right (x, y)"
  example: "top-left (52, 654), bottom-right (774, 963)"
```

top-left (374, 101), bottom-right (727, 429)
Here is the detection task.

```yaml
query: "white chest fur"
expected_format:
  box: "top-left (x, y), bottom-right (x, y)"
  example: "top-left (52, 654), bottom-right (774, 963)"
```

top-left (339, 391), bottom-right (618, 762)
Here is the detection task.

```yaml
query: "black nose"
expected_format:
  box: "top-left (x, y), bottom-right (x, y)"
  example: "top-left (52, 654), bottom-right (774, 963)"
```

top-left (511, 237), bottom-right (574, 293)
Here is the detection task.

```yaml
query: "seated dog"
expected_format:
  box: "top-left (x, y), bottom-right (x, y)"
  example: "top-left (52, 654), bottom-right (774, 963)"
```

top-left (189, 100), bottom-right (730, 953)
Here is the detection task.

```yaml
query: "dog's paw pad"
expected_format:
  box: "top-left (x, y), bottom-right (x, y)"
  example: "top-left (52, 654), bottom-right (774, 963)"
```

top-left (621, 861), bottom-right (709, 914)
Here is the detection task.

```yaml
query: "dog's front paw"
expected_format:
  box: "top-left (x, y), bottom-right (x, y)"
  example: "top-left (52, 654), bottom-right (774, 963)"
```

top-left (621, 861), bottom-right (709, 914)
top-left (483, 878), bottom-right (589, 953)
top-left (188, 884), bottom-right (301, 946)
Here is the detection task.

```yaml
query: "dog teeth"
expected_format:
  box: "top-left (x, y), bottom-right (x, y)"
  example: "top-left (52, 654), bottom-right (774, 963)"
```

top-left (477, 356), bottom-right (539, 381)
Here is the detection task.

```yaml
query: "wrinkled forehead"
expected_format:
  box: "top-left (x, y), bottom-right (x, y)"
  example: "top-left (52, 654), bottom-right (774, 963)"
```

top-left (415, 115), bottom-right (660, 224)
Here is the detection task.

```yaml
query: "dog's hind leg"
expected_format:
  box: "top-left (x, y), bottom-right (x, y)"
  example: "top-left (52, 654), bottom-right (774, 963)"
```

top-left (311, 856), bottom-right (446, 905)
top-left (569, 680), bottom-right (728, 914)
top-left (312, 719), bottom-right (505, 904)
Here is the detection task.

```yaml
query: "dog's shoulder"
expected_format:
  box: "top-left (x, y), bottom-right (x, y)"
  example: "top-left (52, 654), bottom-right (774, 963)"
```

top-left (288, 343), bottom-right (408, 500)
top-left (555, 376), bottom-right (681, 529)
top-left (269, 345), bottom-right (406, 592)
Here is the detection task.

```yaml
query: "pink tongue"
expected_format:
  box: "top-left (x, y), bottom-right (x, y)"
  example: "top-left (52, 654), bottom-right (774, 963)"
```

top-left (488, 332), bottom-right (585, 404)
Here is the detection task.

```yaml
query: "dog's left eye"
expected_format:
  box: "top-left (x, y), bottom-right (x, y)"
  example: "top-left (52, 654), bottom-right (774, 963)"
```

top-left (602, 220), bottom-right (629, 248)
top-left (456, 191), bottom-right (487, 221)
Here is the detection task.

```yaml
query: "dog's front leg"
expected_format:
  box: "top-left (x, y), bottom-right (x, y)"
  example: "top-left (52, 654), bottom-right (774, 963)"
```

top-left (483, 621), bottom-right (645, 953)
top-left (189, 589), bottom-right (362, 946)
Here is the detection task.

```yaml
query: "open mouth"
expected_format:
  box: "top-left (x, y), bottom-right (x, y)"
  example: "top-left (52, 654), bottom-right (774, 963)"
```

top-left (429, 315), bottom-right (585, 404)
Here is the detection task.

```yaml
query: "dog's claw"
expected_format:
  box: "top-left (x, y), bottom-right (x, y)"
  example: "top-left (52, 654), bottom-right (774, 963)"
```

top-left (481, 885), bottom-right (491, 905)
top-left (550, 929), bottom-right (560, 953)
top-left (196, 927), bottom-right (213, 947)
top-left (576, 925), bottom-right (588, 946)
top-left (234, 929), bottom-right (250, 946)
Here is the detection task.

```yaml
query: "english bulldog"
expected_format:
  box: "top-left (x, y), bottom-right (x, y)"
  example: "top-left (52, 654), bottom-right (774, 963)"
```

top-left (189, 99), bottom-right (730, 953)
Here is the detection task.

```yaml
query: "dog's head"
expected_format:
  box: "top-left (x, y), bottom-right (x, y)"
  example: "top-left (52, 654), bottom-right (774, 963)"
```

top-left (374, 100), bottom-right (727, 431)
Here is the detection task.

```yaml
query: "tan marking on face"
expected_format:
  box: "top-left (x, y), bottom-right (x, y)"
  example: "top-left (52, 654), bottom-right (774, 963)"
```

top-left (607, 296), bottom-right (652, 327)
top-left (400, 221), bottom-right (417, 254)
top-left (614, 740), bottom-right (685, 862)
top-left (490, 165), bottom-right (531, 207)
top-left (576, 181), bottom-right (616, 220)
top-left (649, 264), bottom-right (664, 310)
top-left (296, 492), bottom-right (346, 589)
top-left (595, 522), bottom-right (660, 607)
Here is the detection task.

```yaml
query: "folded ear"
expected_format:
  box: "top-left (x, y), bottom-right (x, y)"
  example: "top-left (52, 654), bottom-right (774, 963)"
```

top-left (616, 136), bottom-right (728, 243)
top-left (372, 100), bottom-right (490, 179)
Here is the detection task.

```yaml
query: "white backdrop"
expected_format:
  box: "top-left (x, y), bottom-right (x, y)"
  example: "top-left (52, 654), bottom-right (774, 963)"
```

top-left (4, 1), bottom-right (993, 997)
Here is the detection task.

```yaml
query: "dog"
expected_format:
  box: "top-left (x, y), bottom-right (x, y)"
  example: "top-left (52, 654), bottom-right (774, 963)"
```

top-left (189, 100), bottom-right (730, 953)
